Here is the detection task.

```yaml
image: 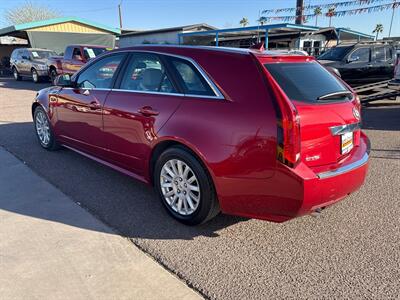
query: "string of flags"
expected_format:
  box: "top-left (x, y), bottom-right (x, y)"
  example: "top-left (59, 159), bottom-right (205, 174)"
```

top-left (262, 0), bottom-right (390, 14)
top-left (263, 2), bottom-right (399, 23)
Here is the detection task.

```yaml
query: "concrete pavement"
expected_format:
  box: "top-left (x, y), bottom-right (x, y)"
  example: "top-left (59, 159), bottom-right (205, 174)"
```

top-left (0, 146), bottom-right (202, 300)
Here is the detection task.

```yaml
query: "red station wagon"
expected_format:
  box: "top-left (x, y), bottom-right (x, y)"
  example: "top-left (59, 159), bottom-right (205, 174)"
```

top-left (32, 46), bottom-right (370, 225)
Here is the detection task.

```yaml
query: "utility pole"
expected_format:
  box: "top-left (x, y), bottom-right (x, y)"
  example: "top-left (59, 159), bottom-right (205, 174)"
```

top-left (295, 0), bottom-right (304, 24)
top-left (388, 0), bottom-right (397, 37)
top-left (118, 1), bottom-right (123, 30)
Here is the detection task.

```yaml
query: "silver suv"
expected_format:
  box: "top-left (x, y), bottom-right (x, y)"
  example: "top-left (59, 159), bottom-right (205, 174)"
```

top-left (10, 48), bottom-right (57, 83)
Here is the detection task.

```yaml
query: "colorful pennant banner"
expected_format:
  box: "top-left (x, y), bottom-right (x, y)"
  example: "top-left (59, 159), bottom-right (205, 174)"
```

top-left (262, 0), bottom-right (390, 14)
top-left (263, 2), bottom-right (399, 22)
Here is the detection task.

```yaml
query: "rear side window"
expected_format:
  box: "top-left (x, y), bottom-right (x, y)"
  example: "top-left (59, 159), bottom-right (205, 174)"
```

top-left (385, 47), bottom-right (393, 60)
top-left (169, 58), bottom-right (215, 96)
top-left (375, 46), bottom-right (386, 62)
top-left (264, 61), bottom-right (349, 103)
top-left (349, 48), bottom-right (370, 63)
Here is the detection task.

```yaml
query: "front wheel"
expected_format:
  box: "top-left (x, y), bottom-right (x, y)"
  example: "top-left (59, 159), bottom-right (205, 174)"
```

top-left (32, 69), bottom-right (40, 83)
top-left (154, 147), bottom-right (220, 225)
top-left (49, 68), bottom-right (57, 85)
top-left (33, 106), bottom-right (60, 150)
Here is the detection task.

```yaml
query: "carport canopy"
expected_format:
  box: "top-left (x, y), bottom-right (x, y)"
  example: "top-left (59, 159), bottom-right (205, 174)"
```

top-left (178, 23), bottom-right (374, 47)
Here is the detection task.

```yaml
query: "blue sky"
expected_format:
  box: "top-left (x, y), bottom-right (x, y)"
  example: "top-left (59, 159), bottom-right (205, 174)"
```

top-left (0, 0), bottom-right (399, 37)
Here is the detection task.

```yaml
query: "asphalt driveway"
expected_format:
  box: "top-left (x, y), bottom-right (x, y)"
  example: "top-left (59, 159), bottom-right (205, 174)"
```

top-left (0, 77), bottom-right (399, 299)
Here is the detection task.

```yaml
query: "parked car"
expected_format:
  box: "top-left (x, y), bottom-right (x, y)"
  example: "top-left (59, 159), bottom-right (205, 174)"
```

top-left (388, 54), bottom-right (400, 90)
top-left (47, 44), bottom-right (108, 84)
top-left (318, 42), bottom-right (396, 84)
top-left (10, 48), bottom-right (57, 83)
top-left (32, 46), bottom-right (370, 225)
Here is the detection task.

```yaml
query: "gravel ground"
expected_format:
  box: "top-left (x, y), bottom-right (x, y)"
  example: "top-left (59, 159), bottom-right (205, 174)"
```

top-left (0, 77), bottom-right (399, 299)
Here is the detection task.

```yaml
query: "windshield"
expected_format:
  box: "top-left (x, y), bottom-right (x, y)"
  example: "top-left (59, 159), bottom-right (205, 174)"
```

top-left (318, 46), bottom-right (352, 61)
top-left (264, 61), bottom-right (350, 103)
top-left (30, 50), bottom-right (57, 59)
top-left (83, 47), bottom-right (107, 60)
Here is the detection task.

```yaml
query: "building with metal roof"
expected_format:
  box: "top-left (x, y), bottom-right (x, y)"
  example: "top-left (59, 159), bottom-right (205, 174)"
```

top-left (0, 17), bottom-right (120, 54)
top-left (118, 23), bottom-right (217, 47)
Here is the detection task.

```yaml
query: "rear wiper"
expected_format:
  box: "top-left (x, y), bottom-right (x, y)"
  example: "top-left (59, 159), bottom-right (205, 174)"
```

top-left (317, 90), bottom-right (353, 100)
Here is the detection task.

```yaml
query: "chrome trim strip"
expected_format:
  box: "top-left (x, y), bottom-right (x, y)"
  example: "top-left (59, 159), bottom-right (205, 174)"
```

top-left (317, 152), bottom-right (369, 179)
top-left (111, 89), bottom-right (185, 97)
top-left (330, 122), bottom-right (360, 136)
top-left (61, 87), bottom-right (112, 91)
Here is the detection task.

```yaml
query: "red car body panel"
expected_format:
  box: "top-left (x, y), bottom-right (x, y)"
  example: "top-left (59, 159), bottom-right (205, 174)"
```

top-left (33, 45), bottom-right (370, 222)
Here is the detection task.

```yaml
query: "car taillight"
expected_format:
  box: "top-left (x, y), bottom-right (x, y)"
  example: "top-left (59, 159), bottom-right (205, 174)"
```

top-left (259, 64), bottom-right (301, 168)
top-left (276, 97), bottom-right (301, 167)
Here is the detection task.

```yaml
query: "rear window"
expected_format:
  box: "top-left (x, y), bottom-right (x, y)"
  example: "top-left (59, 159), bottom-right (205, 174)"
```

top-left (264, 61), bottom-right (350, 103)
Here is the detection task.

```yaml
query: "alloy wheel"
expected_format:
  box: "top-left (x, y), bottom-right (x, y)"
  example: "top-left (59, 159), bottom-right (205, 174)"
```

top-left (32, 70), bottom-right (38, 82)
top-left (35, 110), bottom-right (50, 146)
top-left (160, 159), bottom-right (200, 216)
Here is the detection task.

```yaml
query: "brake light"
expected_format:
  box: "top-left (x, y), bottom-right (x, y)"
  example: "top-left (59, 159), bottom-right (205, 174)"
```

top-left (259, 63), bottom-right (301, 167)
top-left (276, 96), bottom-right (301, 167)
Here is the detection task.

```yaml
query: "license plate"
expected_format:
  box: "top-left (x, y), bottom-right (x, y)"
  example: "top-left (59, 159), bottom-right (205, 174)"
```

top-left (341, 132), bottom-right (353, 154)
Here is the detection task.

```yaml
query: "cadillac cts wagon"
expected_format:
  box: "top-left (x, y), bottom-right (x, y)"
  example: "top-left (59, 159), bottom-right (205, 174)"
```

top-left (32, 46), bottom-right (370, 225)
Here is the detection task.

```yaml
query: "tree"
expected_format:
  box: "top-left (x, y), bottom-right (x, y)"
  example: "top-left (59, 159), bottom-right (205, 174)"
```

top-left (3, 1), bottom-right (61, 25)
top-left (314, 7), bottom-right (322, 27)
top-left (326, 7), bottom-right (336, 27)
top-left (373, 23), bottom-right (384, 41)
top-left (240, 17), bottom-right (249, 27)
top-left (257, 16), bottom-right (268, 26)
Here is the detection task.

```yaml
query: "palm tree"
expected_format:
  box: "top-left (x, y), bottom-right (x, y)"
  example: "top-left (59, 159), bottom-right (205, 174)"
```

top-left (257, 16), bottom-right (268, 26)
top-left (239, 17), bottom-right (249, 27)
top-left (326, 7), bottom-right (336, 27)
top-left (373, 23), bottom-right (384, 41)
top-left (314, 7), bottom-right (322, 27)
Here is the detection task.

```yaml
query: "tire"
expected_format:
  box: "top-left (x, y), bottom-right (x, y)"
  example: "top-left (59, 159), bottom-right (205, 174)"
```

top-left (32, 69), bottom-right (41, 83)
top-left (13, 67), bottom-right (21, 81)
top-left (49, 68), bottom-right (57, 85)
top-left (154, 146), bottom-right (220, 225)
top-left (33, 106), bottom-right (60, 151)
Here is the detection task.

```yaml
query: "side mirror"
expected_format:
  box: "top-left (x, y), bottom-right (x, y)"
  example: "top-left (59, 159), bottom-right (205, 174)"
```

top-left (347, 56), bottom-right (359, 63)
top-left (55, 74), bottom-right (73, 87)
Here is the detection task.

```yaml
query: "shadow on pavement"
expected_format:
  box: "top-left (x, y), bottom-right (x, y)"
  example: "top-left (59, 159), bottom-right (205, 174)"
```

top-left (0, 77), bottom-right (50, 91)
top-left (362, 104), bottom-right (400, 131)
top-left (0, 122), bottom-right (247, 241)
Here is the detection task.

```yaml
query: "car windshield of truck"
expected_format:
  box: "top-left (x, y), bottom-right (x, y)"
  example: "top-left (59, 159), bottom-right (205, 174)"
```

top-left (264, 61), bottom-right (351, 103)
top-left (30, 50), bottom-right (57, 59)
top-left (83, 47), bottom-right (107, 60)
top-left (318, 46), bottom-right (352, 61)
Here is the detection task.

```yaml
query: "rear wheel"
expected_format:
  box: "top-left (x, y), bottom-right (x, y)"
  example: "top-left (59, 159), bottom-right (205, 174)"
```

top-left (154, 147), bottom-right (220, 225)
top-left (13, 67), bottom-right (21, 81)
top-left (32, 69), bottom-right (40, 83)
top-left (33, 106), bottom-right (59, 150)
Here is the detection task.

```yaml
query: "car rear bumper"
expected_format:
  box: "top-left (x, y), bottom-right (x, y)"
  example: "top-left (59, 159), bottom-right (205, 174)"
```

top-left (217, 133), bottom-right (370, 222)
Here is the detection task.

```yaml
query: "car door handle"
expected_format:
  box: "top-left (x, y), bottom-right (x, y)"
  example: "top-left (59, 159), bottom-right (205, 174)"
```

top-left (138, 106), bottom-right (159, 116)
